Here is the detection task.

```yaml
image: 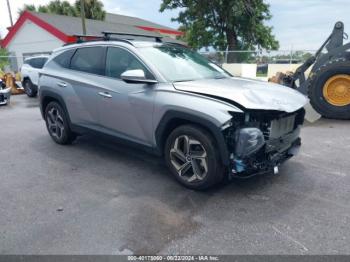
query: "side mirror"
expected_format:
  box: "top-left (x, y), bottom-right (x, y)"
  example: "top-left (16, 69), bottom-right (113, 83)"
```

top-left (120, 69), bottom-right (157, 84)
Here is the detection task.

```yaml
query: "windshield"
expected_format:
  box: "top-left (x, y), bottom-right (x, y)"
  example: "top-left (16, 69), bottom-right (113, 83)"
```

top-left (138, 45), bottom-right (230, 82)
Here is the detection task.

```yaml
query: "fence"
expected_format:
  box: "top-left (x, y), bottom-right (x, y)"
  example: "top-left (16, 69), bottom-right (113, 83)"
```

top-left (199, 50), bottom-right (317, 79)
top-left (0, 50), bottom-right (318, 80)
top-left (199, 50), bottom-right (317, 65)
top-left (0, 53), bottom-right (51, 73)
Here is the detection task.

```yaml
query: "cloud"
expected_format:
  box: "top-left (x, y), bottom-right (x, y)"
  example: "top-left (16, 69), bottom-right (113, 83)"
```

top-left (266, 0), bottom-right (350, 50)
top-left (2, 0), bottom-right (349, 52)
top-left (102, 0), bottom-right (179, 28)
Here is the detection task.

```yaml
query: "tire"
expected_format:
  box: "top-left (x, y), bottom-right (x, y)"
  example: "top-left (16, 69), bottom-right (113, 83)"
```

top-left (23, 79), bottom-right (37, 97)
top-left (308, 59), bottom-right (350, 120)
top-left (44, 101), bottom-right (76, 145)
top-left (164, 124), bottom-right (223, 190)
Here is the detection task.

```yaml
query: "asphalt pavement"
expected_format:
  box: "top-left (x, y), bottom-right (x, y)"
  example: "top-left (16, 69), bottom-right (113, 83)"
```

top-left (0, 94), bottom-right (349, 255)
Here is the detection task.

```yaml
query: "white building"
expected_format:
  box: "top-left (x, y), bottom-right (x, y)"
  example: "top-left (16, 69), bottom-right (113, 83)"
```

top-left (1, 11), bottom-right (183, 71)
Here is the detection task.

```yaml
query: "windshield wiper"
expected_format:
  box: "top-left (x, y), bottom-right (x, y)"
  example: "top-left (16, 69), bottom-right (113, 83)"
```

top-left (173, 79), bottom-right (195, 83)
top-left (214, 75), bottom-right (227, 79)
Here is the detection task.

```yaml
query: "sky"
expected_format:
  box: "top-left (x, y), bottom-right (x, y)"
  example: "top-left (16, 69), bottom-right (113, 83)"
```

top-left (1, 0), bottom-right (350, 50)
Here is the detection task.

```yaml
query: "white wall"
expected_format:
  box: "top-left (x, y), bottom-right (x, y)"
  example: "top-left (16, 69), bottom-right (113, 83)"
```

top-left (222, 63), bottom-right (257, 79)
top-left (223, 63), bottom-right (312, 80)
top-left (267, 64), bottom-right (312, 78)
top-left (6, 20), bottom-right (65, 70)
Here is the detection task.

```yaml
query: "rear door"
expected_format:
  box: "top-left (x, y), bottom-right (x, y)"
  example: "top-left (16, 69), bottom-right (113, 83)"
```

top-left (42, 46), bottom-right (106, 128)
top-left (66, 46), bottom-right (107, 128)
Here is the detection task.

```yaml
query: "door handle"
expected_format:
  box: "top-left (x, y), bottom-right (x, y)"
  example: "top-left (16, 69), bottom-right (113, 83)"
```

top-left (98, 92), bottom-right (112, 98)
top-left (57, 82), bottom-right (67, 88)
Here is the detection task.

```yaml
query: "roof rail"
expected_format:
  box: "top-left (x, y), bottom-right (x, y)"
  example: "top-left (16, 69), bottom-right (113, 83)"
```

top-left (63, 34), bottom-right (134, 46)
top-left (63, 32), bottom-right (164, 47)
top-left (102, 31), bottom-right (163, 43)
top-left (73, 34), bottom-right (104, 42)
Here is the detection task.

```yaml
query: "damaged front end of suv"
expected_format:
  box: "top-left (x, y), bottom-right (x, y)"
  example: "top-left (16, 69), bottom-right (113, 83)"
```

top-left (173, 76), bottom-right (308, 179)
top-left (223, 108), bottom-right (305, 178)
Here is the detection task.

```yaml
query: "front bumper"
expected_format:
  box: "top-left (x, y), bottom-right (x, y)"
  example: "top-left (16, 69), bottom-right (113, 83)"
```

top-left (230, 127), bottom-right (301, 178)
top-left (0, 87), bottom-right (11, 105)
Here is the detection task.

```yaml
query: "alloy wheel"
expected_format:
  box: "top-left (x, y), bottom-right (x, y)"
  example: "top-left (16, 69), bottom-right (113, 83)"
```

top-left (170, 135), bottom-right (208, 183)
top-left (46, 107), bottom-right (65, 140)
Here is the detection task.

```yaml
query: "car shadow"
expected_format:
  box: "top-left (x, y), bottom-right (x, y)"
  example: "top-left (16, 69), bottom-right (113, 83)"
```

top-left (34, 132), bottom-right (313, 213)
top-left (31, 133), bottom-right (315, 254)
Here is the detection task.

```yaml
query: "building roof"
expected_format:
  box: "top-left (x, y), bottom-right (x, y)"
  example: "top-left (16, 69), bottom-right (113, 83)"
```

top-left (1, 11), bottom-right (183, 48)
top-left (105, 13), bottom-right (179, 33)
top-left (32, 12), bottom-right (162, 37)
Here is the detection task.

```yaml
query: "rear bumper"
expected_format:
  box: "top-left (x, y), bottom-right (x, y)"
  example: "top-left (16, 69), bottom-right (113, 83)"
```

top-left (230, 128), bottom-right (301, 178)
top-left (0, 88), bottom-right (11, 105)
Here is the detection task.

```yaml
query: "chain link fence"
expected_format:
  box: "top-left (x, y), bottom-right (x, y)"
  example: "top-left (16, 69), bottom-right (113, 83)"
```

top-left (199, 50), bottom-right (317, 65)
top-left (0, 52), bottom-right (51, 74)
top-left (199, 49), bottom-right (317, 78)
top-left (0, 49), bottom-right (318, 81)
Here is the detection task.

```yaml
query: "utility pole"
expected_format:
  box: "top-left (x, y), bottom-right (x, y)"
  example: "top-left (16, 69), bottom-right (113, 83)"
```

top-left (80, 0), bottom-right (86, 35)
top-left (6, 0), bottom-right (14, 26)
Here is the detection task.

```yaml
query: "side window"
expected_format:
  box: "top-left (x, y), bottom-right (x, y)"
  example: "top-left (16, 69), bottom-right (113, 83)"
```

top-left (105, 47), bottom-right (154, 80)
top-left (52, 49), bottom-right (75, 69)
top-left (71, 47), bottom-right (105, 75)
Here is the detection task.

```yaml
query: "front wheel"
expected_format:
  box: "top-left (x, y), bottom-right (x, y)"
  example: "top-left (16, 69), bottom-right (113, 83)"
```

top-left (165, 125), bottom-right (223, 190)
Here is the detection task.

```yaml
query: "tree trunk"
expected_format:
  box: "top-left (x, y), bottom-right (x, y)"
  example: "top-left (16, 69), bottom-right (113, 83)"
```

top-left (226, 28), bottom-right (238, 63)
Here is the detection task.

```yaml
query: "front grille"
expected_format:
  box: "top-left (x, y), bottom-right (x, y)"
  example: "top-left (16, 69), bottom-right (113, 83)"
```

top-left (249, 108), bottom-right (305, 140)
top-left (269, 115), bottom-right (296, 139)
top-left (0, 94), bottom-right (4, 103)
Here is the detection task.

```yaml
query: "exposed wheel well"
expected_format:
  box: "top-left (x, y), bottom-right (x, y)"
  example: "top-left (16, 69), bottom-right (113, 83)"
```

top-left (159, 118), bottom-right (191, 152)
top-left (157, 118), bottom-right (226, 162)
top-left (42, 96), bottom-right (59, 115)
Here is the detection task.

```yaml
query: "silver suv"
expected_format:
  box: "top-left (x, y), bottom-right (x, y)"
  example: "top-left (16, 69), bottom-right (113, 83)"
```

top-left (39, 38), bottom-right (307, 190)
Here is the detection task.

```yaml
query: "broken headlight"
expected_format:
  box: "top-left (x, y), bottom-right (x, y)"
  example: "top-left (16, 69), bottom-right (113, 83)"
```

top-left (235, 128), bottom-right (265, 158)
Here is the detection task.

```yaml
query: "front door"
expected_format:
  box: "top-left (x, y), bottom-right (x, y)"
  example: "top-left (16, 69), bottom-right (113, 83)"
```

top-left (96, 47), bottom-right (156, 145)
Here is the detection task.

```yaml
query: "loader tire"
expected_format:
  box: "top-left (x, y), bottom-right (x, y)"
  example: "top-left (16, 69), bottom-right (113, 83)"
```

top-left (308, 59), bottom-right (350, 120)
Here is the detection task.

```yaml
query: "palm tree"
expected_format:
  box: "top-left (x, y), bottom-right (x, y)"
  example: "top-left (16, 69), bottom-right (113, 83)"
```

top-left (18, 4), bottom-right (37, 15)
top-left (18, 0), bottom-right (105, 21)
top-left (47, 0), bottom-right (77, 16)
top-left (75, 0), bottom-right (106, 20)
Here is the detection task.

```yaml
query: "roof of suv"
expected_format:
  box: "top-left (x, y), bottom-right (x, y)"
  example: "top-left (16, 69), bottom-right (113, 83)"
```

top-left (53, 38), bottom-right (186, 53)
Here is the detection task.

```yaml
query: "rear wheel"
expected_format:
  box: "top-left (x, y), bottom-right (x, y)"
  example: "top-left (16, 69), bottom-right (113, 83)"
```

top-left (44, 102), bottom-right (76, 145)
top-left (23, 79), bottom-right (37, 97)
top-left (308, 60), bottom-right (350, 119)
top-left (165, 125), bottom-right (223, 190)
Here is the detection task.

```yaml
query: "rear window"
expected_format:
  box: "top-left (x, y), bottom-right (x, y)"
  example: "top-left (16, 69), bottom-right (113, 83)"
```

top-left (70, 47), bottom-right (105, 75)
top-left (27, 57), bottom-right (48, 69)
top-left (52, 49), bottom-right (75, 69)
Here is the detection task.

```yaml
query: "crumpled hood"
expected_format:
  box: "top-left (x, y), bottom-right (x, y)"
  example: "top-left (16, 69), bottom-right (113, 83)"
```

top-left (173, 77), bottom-right (308, 113)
